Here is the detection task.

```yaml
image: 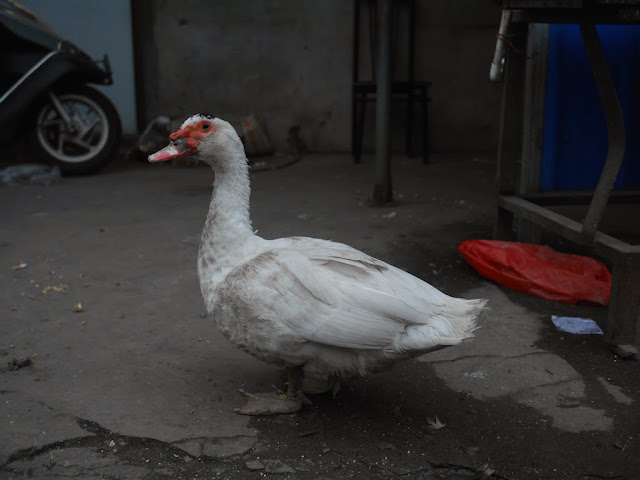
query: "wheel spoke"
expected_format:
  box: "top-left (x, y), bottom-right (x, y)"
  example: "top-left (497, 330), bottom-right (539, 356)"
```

top-left (67, 104), bottom-right (88, 130)
top-left (57, 132), bottom-right (66, 154)
top-left (41, 118), bottom-right (64, 129)
top-left (79, 118), bottom-right (100, 138)
top-left (67, 136), bottom-right (94, 152)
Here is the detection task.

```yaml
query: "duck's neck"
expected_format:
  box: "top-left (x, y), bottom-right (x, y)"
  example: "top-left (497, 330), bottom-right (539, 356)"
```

top-left (198, 152), bottom-right (254, 276)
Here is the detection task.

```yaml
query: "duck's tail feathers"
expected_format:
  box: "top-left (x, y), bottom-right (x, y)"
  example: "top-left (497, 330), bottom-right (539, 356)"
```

top-left (389, 297), bottom-right (488, 354)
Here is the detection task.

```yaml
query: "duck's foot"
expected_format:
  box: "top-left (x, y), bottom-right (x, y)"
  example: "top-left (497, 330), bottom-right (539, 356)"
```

top-left (234, 367), bottom-right (312, 415)
top-left (234, 389), bottom-right (307, 416)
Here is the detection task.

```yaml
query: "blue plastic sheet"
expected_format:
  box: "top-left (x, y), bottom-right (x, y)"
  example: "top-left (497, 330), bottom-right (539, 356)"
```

top-left (551, 315), bottom-right (604, 335)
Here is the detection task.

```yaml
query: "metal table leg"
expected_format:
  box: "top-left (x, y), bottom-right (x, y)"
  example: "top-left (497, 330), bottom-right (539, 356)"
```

top-left (579, 22), bottom-right (627, 242)
top-left (372, 0), bottom-right (393, 205)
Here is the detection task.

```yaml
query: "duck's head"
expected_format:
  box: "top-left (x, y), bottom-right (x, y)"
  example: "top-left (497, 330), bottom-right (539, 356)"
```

top-left (148, 114), bottom-right (243, 166)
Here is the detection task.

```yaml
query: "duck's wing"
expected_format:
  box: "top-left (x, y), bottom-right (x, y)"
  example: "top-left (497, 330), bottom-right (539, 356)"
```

top-left (221, 239), bottom-right (484, 352)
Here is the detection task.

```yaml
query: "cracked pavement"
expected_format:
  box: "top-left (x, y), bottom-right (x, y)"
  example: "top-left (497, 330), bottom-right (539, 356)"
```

top-left (1, 153), bottom-right (639, 479)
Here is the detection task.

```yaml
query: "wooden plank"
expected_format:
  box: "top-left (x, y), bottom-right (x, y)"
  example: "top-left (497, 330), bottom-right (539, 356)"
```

top-left (498, 195), bottom-right (639, 255)
top-left (523, 190), bottom-right (640, 206)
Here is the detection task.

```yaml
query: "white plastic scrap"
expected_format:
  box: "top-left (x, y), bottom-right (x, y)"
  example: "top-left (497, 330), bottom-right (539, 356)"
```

top-left (427, 417), bottom-right (445, 429)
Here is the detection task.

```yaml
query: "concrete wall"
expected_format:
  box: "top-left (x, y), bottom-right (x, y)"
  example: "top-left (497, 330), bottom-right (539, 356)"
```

top-left (20, 0), bottom-right (138, 134)
top-left (138, 0), bottom-right (501, 153)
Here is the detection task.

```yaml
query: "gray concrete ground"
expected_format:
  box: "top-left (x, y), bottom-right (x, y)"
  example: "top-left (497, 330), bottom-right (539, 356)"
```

top-left (0, 151), bottom-right (638, 480)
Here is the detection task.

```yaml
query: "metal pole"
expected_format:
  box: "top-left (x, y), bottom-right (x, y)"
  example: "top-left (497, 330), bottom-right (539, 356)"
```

top-left (372, 0), bottom-right (393, 205)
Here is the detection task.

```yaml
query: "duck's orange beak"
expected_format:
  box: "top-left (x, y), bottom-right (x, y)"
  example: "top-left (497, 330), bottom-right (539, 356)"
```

top-left (148, 125), bottom-right (199, 162)
top-left (148, 144), bottom-right (189, 162)
top-left (148, 137), bottom-right (193, 163)
top-left (149, 120), bottom-right (214, 162)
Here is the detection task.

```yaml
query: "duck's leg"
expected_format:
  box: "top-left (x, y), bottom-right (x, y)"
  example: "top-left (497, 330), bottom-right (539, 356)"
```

top-left (233, 367), bottom-right (305, 416)
top-left (286, 366), bottom-right (302, 398)
top-left (302, 375), bottom-right (341, 397)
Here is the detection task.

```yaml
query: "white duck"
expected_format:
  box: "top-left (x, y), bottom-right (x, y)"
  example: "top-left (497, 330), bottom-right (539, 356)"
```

top-left (149, 114), bottom-right (487, 415)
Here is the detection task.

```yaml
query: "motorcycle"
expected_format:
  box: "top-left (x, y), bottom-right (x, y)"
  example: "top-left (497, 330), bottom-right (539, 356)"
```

top-left (0, 0), bottom-right (121, 175)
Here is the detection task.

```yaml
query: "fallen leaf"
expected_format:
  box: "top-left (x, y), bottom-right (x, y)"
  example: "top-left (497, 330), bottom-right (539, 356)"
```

top-left (8, 356), bottom-right (33, 371)
top-left (475, 464), bottom-right (495, 479)
top-left (43, 284), bottom-right (69, 294)
top-left (427, 417), bottom-right (446, 430)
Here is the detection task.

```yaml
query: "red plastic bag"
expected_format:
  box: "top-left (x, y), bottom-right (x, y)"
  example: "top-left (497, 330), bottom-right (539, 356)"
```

top-left (458, 240), bottom-right (611, 305)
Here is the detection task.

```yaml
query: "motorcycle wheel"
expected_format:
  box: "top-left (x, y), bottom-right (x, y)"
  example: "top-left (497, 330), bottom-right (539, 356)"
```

top-left (31, 85), bottom-right (122, 175)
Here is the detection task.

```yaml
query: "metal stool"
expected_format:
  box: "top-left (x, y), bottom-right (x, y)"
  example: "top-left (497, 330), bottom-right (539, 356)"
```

top-left (351, 0), bottom-right (431, 164)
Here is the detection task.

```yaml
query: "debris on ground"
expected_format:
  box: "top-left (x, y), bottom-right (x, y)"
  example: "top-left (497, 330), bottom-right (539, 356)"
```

top-left (42, 284), bottom-right (69, 294)
top-left (245, 460), bottom-right (265, 471)
top-left (464, 371), bottom-right (489, 379)
top-left (73, 303), bottom-right (85, 313)
top-left (11, 262), bottom-right (28, 270)
top-left (611, 344), bottom-right (638, 360)
top-left (475, 463), bottom-right (496, 479)
top-left (0, 164), bottom-right (61, 186)
top-left (466, 446), bottom-right (480, 456)
top-left (614, 440), bottom-right (628, 451)
top-left (377, 442), bottom-right (397, 451)
top-left (263, 459), bottom-right (295, 474)
top-left (8, 356), bottom-right (33, 371)
top-left (551, 315), bottom-right (604, 335)
top-left (427, 417), bottom-right (446, 429)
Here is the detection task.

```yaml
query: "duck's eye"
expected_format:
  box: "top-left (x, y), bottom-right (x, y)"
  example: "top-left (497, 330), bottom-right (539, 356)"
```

top-left (202, 123), bottom-right (211, 130)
